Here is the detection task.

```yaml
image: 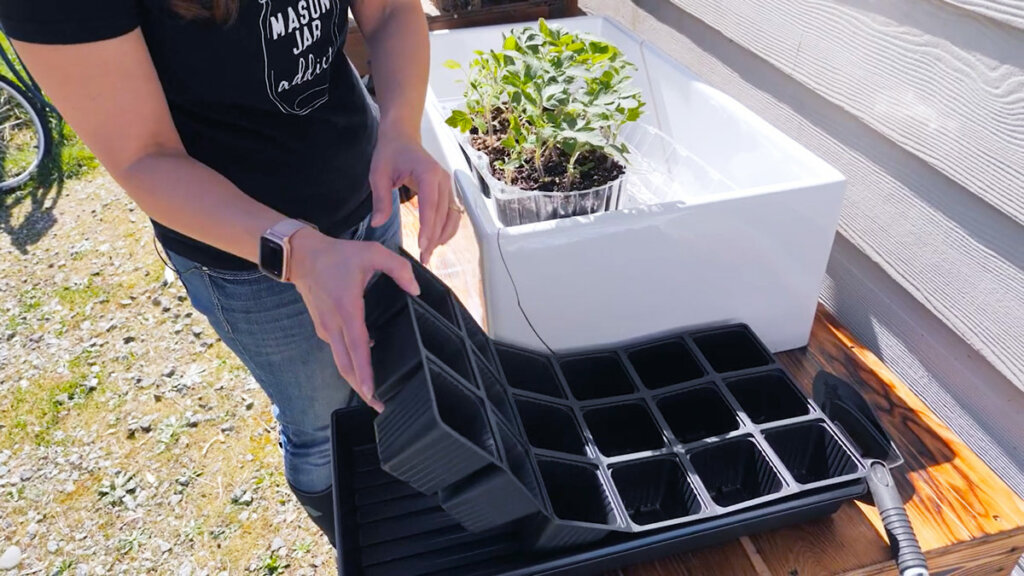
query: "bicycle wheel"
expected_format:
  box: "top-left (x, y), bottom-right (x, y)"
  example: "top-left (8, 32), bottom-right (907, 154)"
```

top-left (0, 74), bottom-right (49, 192)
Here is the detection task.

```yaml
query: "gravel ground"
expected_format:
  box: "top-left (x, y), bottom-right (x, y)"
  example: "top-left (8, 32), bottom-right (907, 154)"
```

top-left (1, 171), bottom-right (335, 574)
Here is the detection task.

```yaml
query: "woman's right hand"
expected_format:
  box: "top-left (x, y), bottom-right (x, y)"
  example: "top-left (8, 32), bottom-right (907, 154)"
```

top-left (289, 228), bottom-right (421, 411)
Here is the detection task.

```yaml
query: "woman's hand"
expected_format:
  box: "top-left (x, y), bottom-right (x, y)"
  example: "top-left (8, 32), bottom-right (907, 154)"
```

top-left (290, 228), bottom-right (420, 411)
top-left (369, 133), bottom-right (460, 266)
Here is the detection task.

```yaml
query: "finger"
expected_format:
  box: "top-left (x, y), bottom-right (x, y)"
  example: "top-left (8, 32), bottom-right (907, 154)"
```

top-left (438, 178), bottom-right (460, 246)
top-left (326, 328), bottom-right (355, 382)
top-left (416, 173), bottom-right (439, 256)
top-left (438, 201), bottom-right (461, 246)
top-left (429, 173), bottom-right (450, 262)
top-left (420, 174), bottom-right (446, 265)
top-left (371, 244), bottom-right (421, 296)
top-left (369, 164), bottom-right (396, 228)
top-left (340, 299), bottom-right (375, 403)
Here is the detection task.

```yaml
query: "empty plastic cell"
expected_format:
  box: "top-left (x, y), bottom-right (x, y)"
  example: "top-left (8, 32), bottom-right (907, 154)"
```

top-left (559, 354), bottom-right (635, 401)
top-left (409, 256), bottom-right (459, 327)
top-left (473, 350), bottom-right (518, 429)
top-left (627, 339), bottom-right (705, 390)
top-left (656, 386), bottom-right (739, 443)
top-left (376, 363), bottom-right (499, 493)
top-left (584, 402), bottom-right (665, 457)
top-left (612, 457), bottom-right (703, 525)
top-left (495, 346), bottom-right (566, 398)
top-left (764, 421), bottom-right (860, 485)
top-left (689, 438), bottom-right (784, 508)
top-left (514, 397), bottom-right (586, 456)
top-left (536, 459), bottom-right (618, 525)
top-left (692, 327), bottom-right (772, 373)
top-left (370, 299), bottom-right (474, 402)
top-left (416, 304), bottom-right (476, 386)
top-left (458, 303), bottom-right (500, 374)
top-left (727, 370), bottom-right (810, 424)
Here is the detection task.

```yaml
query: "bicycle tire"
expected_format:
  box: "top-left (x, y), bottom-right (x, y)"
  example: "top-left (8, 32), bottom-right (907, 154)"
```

top-left (0, 73), bottom-right (50, 192)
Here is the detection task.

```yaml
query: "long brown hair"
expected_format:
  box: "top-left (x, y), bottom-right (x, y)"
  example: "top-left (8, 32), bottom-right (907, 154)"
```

top-left (169, 0), bottom-right (241, 25)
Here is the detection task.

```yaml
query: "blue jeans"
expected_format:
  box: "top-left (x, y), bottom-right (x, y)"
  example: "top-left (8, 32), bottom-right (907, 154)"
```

top-left (166, 192), bottom-right (401, 493)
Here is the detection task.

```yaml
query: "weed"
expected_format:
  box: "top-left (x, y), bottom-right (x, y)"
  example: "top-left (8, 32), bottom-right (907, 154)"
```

top-left (115, 528), bottom-right (147, 556)
top-left (97, 470), bottom-right (138, 508)
top-left (155, 415), bottom-right (188, 452)
top-left (180, 519), bottom-right (205, 542)
top-left (259, 551), bottom-right (289, 576)
top-left (53, 559), bottom-right (75, 575)
top-left (293, 539), bottom-right (314, 555)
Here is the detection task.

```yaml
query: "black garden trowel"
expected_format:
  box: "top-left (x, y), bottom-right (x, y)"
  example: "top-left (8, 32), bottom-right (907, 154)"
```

top-left (813, 371), bottom-right (929, 576)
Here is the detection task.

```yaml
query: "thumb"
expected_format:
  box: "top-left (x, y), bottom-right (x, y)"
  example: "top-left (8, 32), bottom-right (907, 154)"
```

top-left (369, 165), bottom-right (395, 228)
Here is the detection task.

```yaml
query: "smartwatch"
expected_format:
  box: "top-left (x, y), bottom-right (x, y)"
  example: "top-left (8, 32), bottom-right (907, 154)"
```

top-left (259, 218), bottom-right (315, 282)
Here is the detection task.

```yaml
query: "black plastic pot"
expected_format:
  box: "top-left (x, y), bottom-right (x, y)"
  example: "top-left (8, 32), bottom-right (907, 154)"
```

top-left (356, 253), bottom-right (870, 561)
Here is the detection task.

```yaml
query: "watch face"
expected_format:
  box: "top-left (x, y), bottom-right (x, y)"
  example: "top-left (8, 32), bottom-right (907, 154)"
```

top-left (259, 236), bottom-right (285, 279)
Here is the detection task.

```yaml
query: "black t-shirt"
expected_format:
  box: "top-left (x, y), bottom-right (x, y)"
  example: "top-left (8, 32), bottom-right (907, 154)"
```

top-left (0, 0), bottom-right (378, 269)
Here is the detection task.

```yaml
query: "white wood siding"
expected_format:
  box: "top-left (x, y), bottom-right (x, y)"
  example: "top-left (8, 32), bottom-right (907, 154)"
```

top-left (660, 0), bottom-right (1024, 225)
top-left (580, 0), bottom-right (1024, 389)
top-left (940, 0), bottom-right (1024, 31)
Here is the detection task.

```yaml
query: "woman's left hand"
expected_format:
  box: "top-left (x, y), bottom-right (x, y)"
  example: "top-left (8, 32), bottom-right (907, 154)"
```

top-left (369, 133), bottom-right (460, 265)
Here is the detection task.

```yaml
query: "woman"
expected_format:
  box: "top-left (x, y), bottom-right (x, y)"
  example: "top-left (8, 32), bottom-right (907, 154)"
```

top-left (0, 0), bottom-right (459, 545)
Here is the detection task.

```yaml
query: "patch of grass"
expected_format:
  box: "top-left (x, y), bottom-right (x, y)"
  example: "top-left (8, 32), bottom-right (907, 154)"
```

top-left (55, 279), bottom-right (107, 311)
top-left (3, 287), bottom-right (43, 332)
top-left (0, 348), bottom-right (102, 449)
top-left (53, 559), bottom-right (75, 575)
top-left (259, 551), bottom-right (289, 576)
top-left (57, 121), bottom-right (98, 180)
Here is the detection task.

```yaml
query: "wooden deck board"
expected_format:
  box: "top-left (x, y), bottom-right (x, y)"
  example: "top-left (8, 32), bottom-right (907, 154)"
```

top-left (397, 199), bottom-right (1024, 574)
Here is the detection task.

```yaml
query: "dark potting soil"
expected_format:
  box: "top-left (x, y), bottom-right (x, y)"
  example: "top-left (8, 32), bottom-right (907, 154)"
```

top-left (470, 133), bottom-right (625, 193)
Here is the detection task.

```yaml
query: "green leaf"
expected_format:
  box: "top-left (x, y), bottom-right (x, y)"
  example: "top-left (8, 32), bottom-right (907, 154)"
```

top-left (503, 35), bottom-right (517, 51)
top-left (538, 18), bottom-right (551, 38)
top-left (443, 59), bottom-right (461, 70)
top-left (445, 109), bottom-right (473, 133)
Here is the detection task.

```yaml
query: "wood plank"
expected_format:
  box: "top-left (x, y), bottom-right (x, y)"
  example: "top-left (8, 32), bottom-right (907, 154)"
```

top-left (805, 308), bottom-right (1024, 540)
top-left (846, 530), bottom-right (1024, 575)
top-left (654, 0), bottom-right (1024, 225)
top-left (580, 0), bottom-right (1024, 388)
top-left (619, 539), bottom-right (761, 575)
top-left (939, 0), bottom-right (1024, 32)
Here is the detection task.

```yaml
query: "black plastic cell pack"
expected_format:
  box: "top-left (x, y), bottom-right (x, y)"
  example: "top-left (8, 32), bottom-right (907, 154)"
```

top-left (343, 253), bottom-right (869, 570)
top-left (332, 408), bottom-right (865, 576)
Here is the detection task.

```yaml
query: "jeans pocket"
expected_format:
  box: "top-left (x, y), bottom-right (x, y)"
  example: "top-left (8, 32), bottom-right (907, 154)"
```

top-left (202, 267), bottom-right (266, 281)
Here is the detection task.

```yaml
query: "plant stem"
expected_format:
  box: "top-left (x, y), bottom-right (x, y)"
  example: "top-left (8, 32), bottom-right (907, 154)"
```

top-left (567, 149), bottom-right (581, 190)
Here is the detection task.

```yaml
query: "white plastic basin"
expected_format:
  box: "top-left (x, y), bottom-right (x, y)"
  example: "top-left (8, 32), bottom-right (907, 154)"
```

top-left (420, 16), bottom-right (846, 354)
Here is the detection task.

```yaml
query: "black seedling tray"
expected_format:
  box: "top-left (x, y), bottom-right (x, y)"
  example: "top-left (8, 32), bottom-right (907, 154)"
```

top-left (346, 252), bottom-right (870, 564)
top-left (332, 406), bottom-right (866, 576)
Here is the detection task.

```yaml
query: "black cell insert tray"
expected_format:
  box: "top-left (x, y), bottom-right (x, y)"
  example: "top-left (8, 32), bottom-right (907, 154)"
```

top-left (335, 253), bottom-right (870, 573)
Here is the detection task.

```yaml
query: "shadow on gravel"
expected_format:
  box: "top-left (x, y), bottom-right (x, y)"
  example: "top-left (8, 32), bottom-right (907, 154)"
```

top-left (1, 127), bottom-right (69, 254)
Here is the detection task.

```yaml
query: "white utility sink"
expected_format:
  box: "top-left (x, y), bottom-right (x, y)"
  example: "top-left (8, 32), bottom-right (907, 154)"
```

top-left (420, 15), bottom-right (846, 354)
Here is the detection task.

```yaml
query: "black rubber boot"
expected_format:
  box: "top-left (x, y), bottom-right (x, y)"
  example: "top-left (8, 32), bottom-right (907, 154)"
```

top-left (289, 482), bottom-right (336, 547)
